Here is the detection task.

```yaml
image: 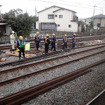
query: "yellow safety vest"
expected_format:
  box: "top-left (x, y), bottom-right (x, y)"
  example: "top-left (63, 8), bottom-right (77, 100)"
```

top-left (45, 38), bottom-right (48, 43)
top-left (36, 36), bottom-right (40, 41)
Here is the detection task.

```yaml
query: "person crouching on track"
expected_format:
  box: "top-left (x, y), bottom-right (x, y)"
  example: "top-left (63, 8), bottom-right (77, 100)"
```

top-left (72, 33), bottom-right (76, 48)
top-left (35, 32), bottom-right (41, 51)
top-left (44, 34), bottom-right (50, 53)
top-left (17, 36), bottom-right (25, 60)
top-left (63, 34), bottom-right (67, 49)
top-left (51, 33), bottom-right (56, 51)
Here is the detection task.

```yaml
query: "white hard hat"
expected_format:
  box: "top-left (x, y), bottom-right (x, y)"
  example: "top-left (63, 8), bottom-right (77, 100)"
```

top-left (12, 31), bottom-right (15, 33)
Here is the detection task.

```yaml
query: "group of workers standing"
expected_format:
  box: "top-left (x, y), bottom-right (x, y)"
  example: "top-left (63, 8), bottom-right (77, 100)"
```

top-left (10, 31), bottom-right (76, 60)
top-left (35, 32), bottom-right (56, 53)
top-left (34, 32), bottom-right (76, 54)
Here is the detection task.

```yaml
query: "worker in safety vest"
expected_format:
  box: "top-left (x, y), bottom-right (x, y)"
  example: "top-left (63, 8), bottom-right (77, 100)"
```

top-left (51, 33), bottom-right (56, 51)
top-left (44, 34), bottom-right (50, 53)
top-left (17, 36), bottom-right (25, 60)
top-left (72, 33), bottom-right (76, 48)
top-left (63, 34), bottom-right (67, 49)
top-left (35, 32), bottom-right (41, 51)
top-left (10, 31), bottom-right (15, 51)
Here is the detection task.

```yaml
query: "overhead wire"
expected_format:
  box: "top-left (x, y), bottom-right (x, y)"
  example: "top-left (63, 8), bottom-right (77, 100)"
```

top-left (35, 0), bottom-right (102, 10)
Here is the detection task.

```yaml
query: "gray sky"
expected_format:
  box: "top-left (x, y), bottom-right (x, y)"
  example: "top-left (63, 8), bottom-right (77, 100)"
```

top-left (0, 0), bottom-right (105, 18)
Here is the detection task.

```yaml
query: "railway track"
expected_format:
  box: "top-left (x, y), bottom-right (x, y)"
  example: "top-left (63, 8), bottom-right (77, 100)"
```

top-left (0, 44), bottom-right (105, 104)
top-left (0, 45), bottom-right (105, 85)
top-left (0, 43), bottom-right (105, 68)
top-left (0, 57), bottom-right (105, 105)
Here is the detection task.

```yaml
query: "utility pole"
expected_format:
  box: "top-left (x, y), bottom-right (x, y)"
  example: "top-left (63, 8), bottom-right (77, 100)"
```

top-left (35, 7), bottom-right (37, 17)
top-left (34, 7), bottom-right (37, 30)
top-left (0, 5), bottom-right (2, 21)
top-left (92, 5), bottom-right (96, 29)
top-left (93, 5), bottom-right (96, 20)
top-left (93, 5), bottom-right (97, 35)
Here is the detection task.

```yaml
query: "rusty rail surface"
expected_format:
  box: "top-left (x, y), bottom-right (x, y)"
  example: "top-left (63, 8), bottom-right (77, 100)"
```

top-left (0, 58), bottom-right (105, 105)
top-left (0, 46), bottom-right (105, 86)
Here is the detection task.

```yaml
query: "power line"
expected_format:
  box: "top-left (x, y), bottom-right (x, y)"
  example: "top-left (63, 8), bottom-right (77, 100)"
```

top-left (35, 0), bottom-right (102, 10)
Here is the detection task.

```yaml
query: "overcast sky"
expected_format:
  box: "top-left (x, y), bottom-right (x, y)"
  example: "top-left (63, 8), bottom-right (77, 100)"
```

top-left (0, 0), bottom-right (105, 19)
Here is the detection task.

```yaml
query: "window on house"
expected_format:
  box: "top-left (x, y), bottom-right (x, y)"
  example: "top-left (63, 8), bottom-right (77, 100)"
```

top-left (68, 25), bottom-right (71, 28)
top-left (59, 15), bottom-right (63, 18)
top-left (48, 14), bottom-right (54, 19)
top-left (55, 15), bottom-right (57, 17)
top-left (97, 23), bottom-right (101, 28)
top-left (58, 24), bottom-right (60, 27)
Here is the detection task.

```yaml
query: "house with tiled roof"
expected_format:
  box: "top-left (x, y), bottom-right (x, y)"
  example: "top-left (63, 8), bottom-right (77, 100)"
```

top-left (36, 5), bottom-right (79, 32)
top-left (91, 14), bottom-right (105, 29)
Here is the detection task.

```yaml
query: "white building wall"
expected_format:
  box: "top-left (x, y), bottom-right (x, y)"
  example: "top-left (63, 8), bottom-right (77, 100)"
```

top-left (94, 18), bottom-right (105, 28)
top-left (37, 6), bottom-right (78, 32)
top-left (54, 10), bottom-right (78, 32)
top-left (101, 19), bottom-right (105, 27)
top-left (39, 7), bottom-right (60, 23)
top-left (36, 21), bottom-right (39, 29)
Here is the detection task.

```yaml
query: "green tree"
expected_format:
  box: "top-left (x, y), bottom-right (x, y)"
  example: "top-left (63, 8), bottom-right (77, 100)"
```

top-left (89, 21), bottom-right (93, 29)
top-left (81, 23), bottom-right (85, 32)
top-left (3, 9), bottom-right (35, 36)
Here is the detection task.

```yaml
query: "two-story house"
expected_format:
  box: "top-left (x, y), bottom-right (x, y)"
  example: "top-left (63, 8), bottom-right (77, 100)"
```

top-left (36, 5), bottom-right (78, 32)
top-left (91, 14), bottom-right (105, 29)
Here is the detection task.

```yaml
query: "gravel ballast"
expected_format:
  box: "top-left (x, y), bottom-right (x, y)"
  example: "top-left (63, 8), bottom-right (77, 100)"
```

top-left (22, 62), bottom-right (105, 105)
top-left (0, 50), bottom-right (105, 99)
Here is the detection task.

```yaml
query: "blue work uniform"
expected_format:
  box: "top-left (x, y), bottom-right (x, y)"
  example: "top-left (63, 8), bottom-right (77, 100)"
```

top-left (44, 38), bottom-right (50, 53)
top-left (17, 39), bottom-right (25, 59)
top-left (63, 38), bottom-right (67, 49)
top-left (72, 36), bottom-right (75, 48)
top-left (51, 37), bottom-right (56, 51)
top-left (35, 35), bottom-right (41, 50)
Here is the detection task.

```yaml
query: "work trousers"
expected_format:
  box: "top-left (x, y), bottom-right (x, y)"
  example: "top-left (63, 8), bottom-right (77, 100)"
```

top-left (72, 42), bottom-right (75, 48)
top-left (51, 42), bottom-right (56, 51)
top-left (63, 42), bottom-right (67, 49)
top-left (45, 43), bottom-right (49, 53)
top-left (19, 47), bottom-right (25, 58)
top-left (36, 42), bottom-right (39, 50)
top-left (11, 41), bottom-right (15, 50)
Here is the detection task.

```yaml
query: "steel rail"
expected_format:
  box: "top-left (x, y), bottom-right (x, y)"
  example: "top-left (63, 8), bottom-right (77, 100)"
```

top-left (0, 58), bottom-right (105, 105)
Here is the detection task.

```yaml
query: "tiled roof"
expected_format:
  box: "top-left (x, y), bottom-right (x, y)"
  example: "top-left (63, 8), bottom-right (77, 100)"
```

top-left (91, 14), bottom-right (105, 19)
top-left (38, 5), bottom-right (76, 13)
